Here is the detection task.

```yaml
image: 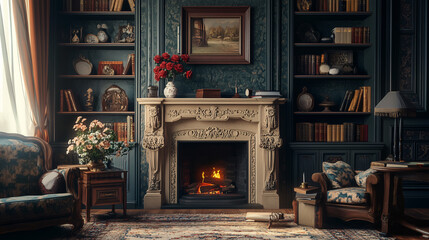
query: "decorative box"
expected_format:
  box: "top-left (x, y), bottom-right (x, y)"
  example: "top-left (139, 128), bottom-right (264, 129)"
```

top-left (196, 89), bottom-right (221, 98)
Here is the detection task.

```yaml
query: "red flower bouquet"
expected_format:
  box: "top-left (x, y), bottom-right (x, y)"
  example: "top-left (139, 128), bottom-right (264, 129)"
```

top-left (153, 53), bottom-right (192, 82)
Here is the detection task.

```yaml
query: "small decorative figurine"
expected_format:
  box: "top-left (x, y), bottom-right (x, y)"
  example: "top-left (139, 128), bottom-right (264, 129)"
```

top-left (319, 96), bottom-right (335, 112)
top-left (84, 88), bottom-right (94, 111)
top-left (70, 26), bottom-right (83, 43)
top-left (115, 23), bottom-right (135, 43)
top-left (102, 65), bottom-right (115, 75)
top-left (97, 23), bottom-right (109, 43)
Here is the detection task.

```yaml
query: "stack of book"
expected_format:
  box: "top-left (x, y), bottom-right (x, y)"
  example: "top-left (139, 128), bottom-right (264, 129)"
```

top-left (306, 0), bottom-right (370, 12)
top-left (252, 91), bottom-right (282, 98)
top-left (98, 61), bottom-right (124, 75)
top-left (64, 0), bottom-right (136, 12)
top-left (296, 122), bottom-right (368, 142)
top-left (333, 27), bottom-right (370, 44)
top-left (339, 86), bottom-right (371, 112)
top-left (60, 89), bottom-right (79, 112)
top-left (104, 116), bottom-right (135, 142)
top-left (372, 161), bottom-right (429, 168)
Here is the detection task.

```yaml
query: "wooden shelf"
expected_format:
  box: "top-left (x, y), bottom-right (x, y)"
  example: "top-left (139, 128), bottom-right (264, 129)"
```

top-left (295, 11), bottom-right (372, 16)
top-left (294, 43), bottom-right (371, 48)
top-left (57, 111), bottom-right (135, 115)
top-left (60, 11), bottom-right (135, 16)
top-left (59, 75), bottom-right (135, 79)
top-left (294, 112), bottom-right (371, 116)
top-left (58, 43), bottom-right (135, 48)
top-left (294, 75), bottom-right (371, 79)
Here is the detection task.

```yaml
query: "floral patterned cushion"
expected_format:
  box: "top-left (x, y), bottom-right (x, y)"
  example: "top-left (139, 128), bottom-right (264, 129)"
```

top-left (327, 187), bottom-right (368, 204)
top-left (355, 168), bottom-right (377, 188)
top-left (0, 193), bottom-right (74, 225)
top-left (323, 161), bottom-right (356, 189)
top-left (0, 138), bottom-right (44, 198)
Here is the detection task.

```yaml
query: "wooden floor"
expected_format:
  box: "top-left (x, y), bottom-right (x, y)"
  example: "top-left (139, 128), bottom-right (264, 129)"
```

top-left (89, 208), bottom-right (428, 239)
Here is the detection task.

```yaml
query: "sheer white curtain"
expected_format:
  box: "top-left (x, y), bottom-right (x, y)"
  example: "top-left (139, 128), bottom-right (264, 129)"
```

top-left (0, 1), bottom-right (34, 135)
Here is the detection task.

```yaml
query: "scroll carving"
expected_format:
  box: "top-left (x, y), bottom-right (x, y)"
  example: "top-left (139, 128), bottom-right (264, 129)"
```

top-left (167, 106), bottom-right (257, 121)
top-left (187, 127), bottom-right (240, 139)
top-left (142, 135), bottom-right (164, 150)
top-left (146, 105), bottom-right (160, 132)
top-left (264, 106), bottom-right (277, 133)
top-left (260, 136), bottom-right (283, 150)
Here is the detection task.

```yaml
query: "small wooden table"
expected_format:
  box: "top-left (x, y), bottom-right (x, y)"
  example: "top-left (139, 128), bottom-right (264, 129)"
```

top-left (371, 165), bottom-right (429, 236)
top-left (79, 168), bottom-right (127, 222)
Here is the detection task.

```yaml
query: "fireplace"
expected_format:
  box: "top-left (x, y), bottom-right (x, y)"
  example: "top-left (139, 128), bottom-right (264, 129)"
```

top-left (137, 98), bottom-right (286, 209)
top-left (177, 141), bottom-right (248, 207)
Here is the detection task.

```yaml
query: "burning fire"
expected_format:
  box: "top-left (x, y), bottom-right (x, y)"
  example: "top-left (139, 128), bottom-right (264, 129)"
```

top-left (196, 167), bottom-right (225, 195)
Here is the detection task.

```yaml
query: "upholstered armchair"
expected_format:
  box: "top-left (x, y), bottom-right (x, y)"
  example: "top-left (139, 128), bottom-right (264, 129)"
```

top-left (0, 132), bottom-right (83, 234)
top-left (312, 161), bottom-right (383, 225)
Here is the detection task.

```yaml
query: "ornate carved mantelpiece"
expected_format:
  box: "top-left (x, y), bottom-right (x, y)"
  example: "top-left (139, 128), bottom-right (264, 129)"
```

top-left (137, 98), bottom-right (287, 209)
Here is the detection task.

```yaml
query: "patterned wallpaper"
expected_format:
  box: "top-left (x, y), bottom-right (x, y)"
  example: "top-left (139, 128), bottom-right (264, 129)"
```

top-left (138, 0), bottom-right (289, 204)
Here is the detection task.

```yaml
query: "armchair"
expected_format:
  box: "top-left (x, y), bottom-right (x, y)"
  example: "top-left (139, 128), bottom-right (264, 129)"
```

top-left (0, 132), bottom-right (83, 234)
top-left (312, 161), bottom-right (383, 225)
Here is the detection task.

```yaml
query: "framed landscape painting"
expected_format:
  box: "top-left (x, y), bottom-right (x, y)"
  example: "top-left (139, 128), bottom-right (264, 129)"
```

top-left (181, 6), bottom-right (251, 64)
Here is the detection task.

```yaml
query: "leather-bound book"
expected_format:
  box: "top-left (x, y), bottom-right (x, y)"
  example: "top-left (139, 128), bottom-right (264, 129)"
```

top-left (340, 124), bottom-right (345, 142)
top-left (355, 87), bottom-right (364, 112)
top-left (60, 89), bottom-right (64, 112)
top-left (327, 125), bottom-right (332, 142)
top-left (348, 89), bottom-right (360, 111)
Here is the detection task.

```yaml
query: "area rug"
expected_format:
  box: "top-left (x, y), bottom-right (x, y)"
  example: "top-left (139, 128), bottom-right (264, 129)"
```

top-left (2, 213), bottom-right (394, 240)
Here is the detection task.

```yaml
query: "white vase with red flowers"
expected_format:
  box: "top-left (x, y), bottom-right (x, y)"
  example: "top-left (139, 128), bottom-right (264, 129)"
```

top-left (153, 52), bottom-right (192, 98)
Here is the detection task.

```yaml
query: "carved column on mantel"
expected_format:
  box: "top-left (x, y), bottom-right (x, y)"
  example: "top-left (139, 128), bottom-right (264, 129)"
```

top-left (260, 105), bottom-right (283, 209)
top-left (137, 98), bottom-right (287, 209)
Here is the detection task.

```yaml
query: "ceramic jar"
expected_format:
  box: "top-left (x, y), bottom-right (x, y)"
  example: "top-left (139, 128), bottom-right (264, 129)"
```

top-left (164, 81), bottom-right (177, 98)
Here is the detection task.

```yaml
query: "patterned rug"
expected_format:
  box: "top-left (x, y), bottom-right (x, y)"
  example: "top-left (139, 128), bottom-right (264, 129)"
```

top-left (2, 213), bottom-right (394, 240)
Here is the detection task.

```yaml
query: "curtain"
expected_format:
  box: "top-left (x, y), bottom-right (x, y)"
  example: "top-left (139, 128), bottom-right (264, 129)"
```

top-left (0, 1), bottom-right (34, 136)
top-left (12, 0), bottom-right (50, 142)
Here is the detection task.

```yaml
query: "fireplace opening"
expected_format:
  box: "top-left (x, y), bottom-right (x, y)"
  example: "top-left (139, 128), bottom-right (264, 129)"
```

top-left (178, 141), bottom-right (248, 207)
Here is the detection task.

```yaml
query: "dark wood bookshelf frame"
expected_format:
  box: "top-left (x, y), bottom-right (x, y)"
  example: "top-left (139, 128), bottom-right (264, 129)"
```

top-left (294, 43), bottom-right (371, 48)
top-left (59, 75), bottom-right (135, 79)
top-left (294, 75), bottom-right (371, 79)
top-left (294, 11), bottom-right (372, 16)
top-left (294, 112), bottom-right (371, 116)
top-left (60, 11), bottom-right (135, 16)
top-left (57, 111), bottom-right (135, 115)
top-left (58, 43), bottom-right (135, 48)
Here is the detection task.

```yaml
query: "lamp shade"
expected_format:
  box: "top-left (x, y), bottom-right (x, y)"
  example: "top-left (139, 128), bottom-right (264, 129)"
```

top-left (374, 91), bottom-right (416, 118)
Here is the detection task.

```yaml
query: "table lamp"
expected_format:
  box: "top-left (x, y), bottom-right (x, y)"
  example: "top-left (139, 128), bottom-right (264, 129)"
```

top-left (374, 91), bottom-right (416, 161)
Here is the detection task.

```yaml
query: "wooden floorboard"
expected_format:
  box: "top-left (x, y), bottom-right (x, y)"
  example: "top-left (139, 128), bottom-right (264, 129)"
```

top-left (88, 208), bottom-right (427, 239)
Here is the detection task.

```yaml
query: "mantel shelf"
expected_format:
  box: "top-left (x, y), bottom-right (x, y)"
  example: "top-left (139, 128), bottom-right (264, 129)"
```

top-left (58, 43), bottom-right (135, 48)
top-left (137, 97), bottom-right (287, 105)
top-left (59, 75), bottom-right (135, 79)
top-left (294, 43), bottom-right (371, 48)
top-left (294, 75), bottom-right (371, 79)
top-left (294, 112), bottom-right (371, 116)
top-left (57, 111), bottom-right (135, 115)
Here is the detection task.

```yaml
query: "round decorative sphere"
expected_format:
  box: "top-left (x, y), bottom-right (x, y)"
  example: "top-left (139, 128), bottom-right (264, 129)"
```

top-left (164, 81), bottom-right (177, 98)
top-left (97, 30), bottom-right (109, 43)
top-left (329, 68), bottom-right (339, 75)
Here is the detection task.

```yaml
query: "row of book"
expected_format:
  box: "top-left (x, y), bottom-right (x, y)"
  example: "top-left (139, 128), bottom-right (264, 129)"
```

top-left (296, 122), bottom-right (368, 142)
top-left (104, 116), bottom-right (135, 142)
top-left (296, 54), bottom-right (322, 75)
top-left (63, 0), bottom-right (135, 12)
top-left (339, 86), bottom-right (371, 112)
top-left (60, 89), bottom-right (79, 112)
top-left (333, 27), bottom-right (370, 44)
top-left (305, 0), bottom-right (370, 12)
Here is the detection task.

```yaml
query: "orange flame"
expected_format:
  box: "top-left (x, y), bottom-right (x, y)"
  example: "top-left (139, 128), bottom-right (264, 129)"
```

top-left (212, 168), bottom-right (221, 179)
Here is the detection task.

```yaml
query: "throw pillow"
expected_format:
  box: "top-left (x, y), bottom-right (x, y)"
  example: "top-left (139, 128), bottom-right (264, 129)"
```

top-left (39, 170), bottom-right (66, 194)
top-left (323, 161), bottom-right (355, 189)
top-left (355, 168), bottom-right (377, 188)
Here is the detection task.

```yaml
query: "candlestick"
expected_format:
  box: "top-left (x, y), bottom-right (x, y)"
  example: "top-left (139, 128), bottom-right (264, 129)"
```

top-left (303, 172), bottom-right (305, 183)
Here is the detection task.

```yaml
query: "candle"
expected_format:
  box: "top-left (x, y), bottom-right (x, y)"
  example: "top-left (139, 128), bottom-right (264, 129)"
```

top-left (303, 172), bottom-right (305, 183)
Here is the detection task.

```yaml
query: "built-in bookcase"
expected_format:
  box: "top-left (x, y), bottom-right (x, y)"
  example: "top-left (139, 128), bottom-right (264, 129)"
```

top-left (287, 0), bottom-right (384, 192)
top-left (50, 0), bottom-right (140, 208)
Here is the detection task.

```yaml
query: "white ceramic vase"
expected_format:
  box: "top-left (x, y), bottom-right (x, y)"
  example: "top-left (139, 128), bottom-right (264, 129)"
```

top-left (163, 81), bottom-right (177, 98)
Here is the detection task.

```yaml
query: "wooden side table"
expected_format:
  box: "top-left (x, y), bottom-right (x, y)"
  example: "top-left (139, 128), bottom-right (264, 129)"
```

top-left (78, 168), bottom-right (127, 222)
top-left (292, 186), bottom-right (322, 228)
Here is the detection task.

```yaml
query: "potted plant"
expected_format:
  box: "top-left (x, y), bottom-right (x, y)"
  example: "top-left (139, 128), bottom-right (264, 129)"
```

top-left (66, 116), bottom-right (130, 171)
top-left (153, 53), bottom-right (192, 98)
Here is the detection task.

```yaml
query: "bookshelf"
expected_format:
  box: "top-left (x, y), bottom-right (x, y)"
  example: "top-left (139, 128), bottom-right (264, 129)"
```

top-left (51, 0), bottom-right (140, 208)
top-left (288, 1), bottom-right (384, 190)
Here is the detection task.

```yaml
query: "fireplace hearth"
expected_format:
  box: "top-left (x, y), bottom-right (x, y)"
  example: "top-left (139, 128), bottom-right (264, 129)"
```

top-left (137, 98), bottom-right (286, 209)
